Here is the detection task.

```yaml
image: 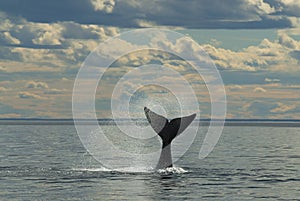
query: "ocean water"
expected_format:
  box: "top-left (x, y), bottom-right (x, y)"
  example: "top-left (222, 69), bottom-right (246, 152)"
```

top-left (0, 124), bottom-right (299, 200)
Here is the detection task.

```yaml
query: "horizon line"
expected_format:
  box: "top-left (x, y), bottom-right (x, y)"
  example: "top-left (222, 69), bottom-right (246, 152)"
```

top-left (1, 118), bottom-right (300, 127)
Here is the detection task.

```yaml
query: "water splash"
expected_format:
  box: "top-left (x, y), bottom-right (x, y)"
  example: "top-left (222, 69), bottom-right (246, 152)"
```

top-left (157, 166), bottom-right (188, 174)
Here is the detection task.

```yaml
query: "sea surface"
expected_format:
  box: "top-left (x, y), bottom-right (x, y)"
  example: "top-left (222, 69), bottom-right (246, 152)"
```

top-left (0, 123), bottom-right (299, 200)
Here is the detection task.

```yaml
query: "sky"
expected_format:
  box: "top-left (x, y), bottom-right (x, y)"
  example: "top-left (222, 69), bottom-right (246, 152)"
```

top-left (0, 0), bottom-right (300, 119)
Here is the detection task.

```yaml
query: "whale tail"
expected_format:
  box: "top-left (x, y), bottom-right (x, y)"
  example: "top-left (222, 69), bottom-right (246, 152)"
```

top-left (144, 107), bottom-right (196, 169)
top-left (144, 107), bottom-right (196, 146)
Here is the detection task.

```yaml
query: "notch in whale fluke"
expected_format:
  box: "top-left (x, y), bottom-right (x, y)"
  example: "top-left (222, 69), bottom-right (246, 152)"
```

top-left (144, 107), bottom-right (196, 169)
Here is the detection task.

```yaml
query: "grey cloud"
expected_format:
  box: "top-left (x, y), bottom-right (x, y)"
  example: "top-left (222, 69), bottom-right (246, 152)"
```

top-left (267, 0), bottom-right (300, 17)
top-left (0, 0), bottom-right (298, 28)
top-left (290, 50), bottom-right (300, 61)
top-left (18, 92), bottom-right (43, 99)
top-left (278, 33), bottom-right (300, 49)
top-left (0, 13), bottom-right (119, 48)
top-left (243, 100), bottom-right (300, 119)
top-left (0, 13), bottom-right (63, 48)
top-left (0, 46), bottom-right (22, 61)
top-left (0, 31), bottom-right (20, 45)
top-left (43, 89), bottom-right (65, 95)
top-left (26, 81), bottom-right (49, 89)
top-left (90, 0), bottom-right (115, 13)
top-left (0, 15), bottom-right (119, 66)
top-left (243, 100), bottom-right (278, 118)
top-left (61, 22), bottom-right (100, 39)
top-left (270, 102), bottom-right (296, 113)
top-left (265, 77), bottom-right (281, 83)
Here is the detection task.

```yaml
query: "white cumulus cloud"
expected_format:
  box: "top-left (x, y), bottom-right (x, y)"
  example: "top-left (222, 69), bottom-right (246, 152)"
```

top-left (32, 24), bottom-right (63, 45)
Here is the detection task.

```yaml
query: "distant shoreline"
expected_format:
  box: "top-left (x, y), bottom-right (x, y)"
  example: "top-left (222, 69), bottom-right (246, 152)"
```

top-left (1, 119), bottom-right (300, 127)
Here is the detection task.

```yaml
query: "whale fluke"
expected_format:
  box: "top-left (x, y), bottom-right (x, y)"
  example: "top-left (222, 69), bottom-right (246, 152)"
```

top-left (144, 107), bottom-right (196, 169)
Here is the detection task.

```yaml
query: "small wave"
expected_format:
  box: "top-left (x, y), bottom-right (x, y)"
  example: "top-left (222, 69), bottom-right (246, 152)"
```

top-left (72, 167), bottom-right (112, 172)
top-left (73, 166), bottom-right (187, 174)
top-left (157, 166), bottom-right (188, 174)
top-left (73, 166), bottom-right (155, 173)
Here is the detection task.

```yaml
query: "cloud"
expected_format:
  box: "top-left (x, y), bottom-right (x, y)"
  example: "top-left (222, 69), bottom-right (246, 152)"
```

top-left (31, 24), bottom-right (62, 45)
top-left (0, 3), bottom-right (300, 119)
top-left (134, 19), bottom-right (159, 28)
top-left (0, 15), bottom-right (119, 68)
top-left (227, 85), bottom-right (243, 91)
top-left (44, 89), bottom-right (65, 95)
top-left (0, 19), bottom-right (62, 47)
top-left (247, 0), bottom-right (276, 15)
top-left (26, 81), bottom-right (49, 89)
top-left (279, 28), bottom-right (300, 36)
top-left (203, 44), bottom-right (259, 71)
top-left (209, 39), bottom-right (222, 47)
top-left (0, 66), bottom-right (6, 72)
top-left (0, 12), bottom-right (14, 31)
top-left (0, 46), bottom-right (22, 61)
top-left (0, 31), bottom-right (20, 45)
top-left (90, 0), bottom-right (115, 13)
top-left (290, 50), bottom-right (300, 61)
top-left (18, 92), bottom-right (43, 99)
top-left (278, 32), bottom-right (300, 49)
top-left (0, 87), bottom-right (8, 92)
top-left (265, 78), bottom-right (281, 83)
top-left (242, 100), bottom-right (277, 118)
top-left (61, 21), bottom-right (118, 40)
top-left (253, 87), bottom-right (267, 93)
top-left (0, 14), bottom-right (63, 47)
top-left (0, 113), bottom-right (22, 118)
top-left (0, 12), bottom-right (119, 49)
top-left (0, 1), bottom-right (299, 28)
top-left (270, 102), bottom-right (296, 113)
top-left (277, 0), bottom-right (300, 17)
top-left (4, 18), bottom-right (119, 47)
top-left (203, 31), bottom-right (300, 72)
